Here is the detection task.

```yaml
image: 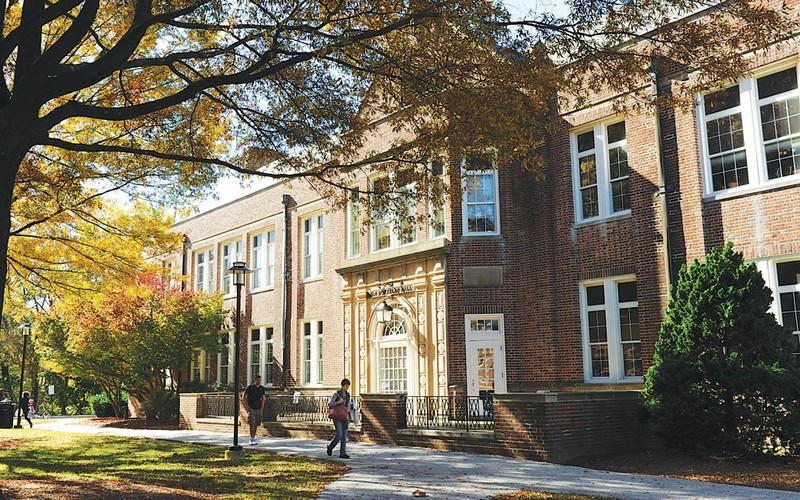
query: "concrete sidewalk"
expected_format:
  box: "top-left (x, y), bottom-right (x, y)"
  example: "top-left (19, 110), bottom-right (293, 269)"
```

top-left (39, 419), bottom-right (798, 499)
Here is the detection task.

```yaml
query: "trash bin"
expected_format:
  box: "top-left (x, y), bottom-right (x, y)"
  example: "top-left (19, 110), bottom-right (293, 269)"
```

top-left (0, 402), bottom-right (16, 428)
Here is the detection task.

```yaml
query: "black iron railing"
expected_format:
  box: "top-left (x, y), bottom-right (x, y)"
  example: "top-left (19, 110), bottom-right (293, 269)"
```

top-left (268, 394), bottom-right (361, 424)
top-left (205, 393), bottom-right (235, 417)
top-left (405, 395), bottom-right (494, 430)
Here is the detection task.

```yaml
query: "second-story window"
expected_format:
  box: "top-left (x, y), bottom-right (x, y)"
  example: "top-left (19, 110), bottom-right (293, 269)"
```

top-left (251, 230), bottom-right (276, 290)
top-left (221, 240), bottom-right (243, 295)
top-left (194, 247), bottom-right (215, 292)
top-left (302, 214), bottom-right (324, 279)
top-left (348, 190), bottom-right (361, 257)
top-left (462, 153), bottom-right (500, 235)
top-left (572, 120), bottom-right (630, 222)
top-left (370, 176), bottom-right (417, 252)
top-left (700, 65), bottom-right (800, 194)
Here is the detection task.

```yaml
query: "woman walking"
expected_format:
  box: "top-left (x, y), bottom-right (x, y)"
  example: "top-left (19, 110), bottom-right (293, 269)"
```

top-left (20, 391), bottom-right (32, 428)
top-left (326, 378), bottom-right (351, 459)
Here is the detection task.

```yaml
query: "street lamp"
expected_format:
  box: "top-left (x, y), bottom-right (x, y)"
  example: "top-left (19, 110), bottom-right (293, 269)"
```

top-left (226, 261), bottom-right (251, 458)
top-left (15, 323), bottom-right (31, 428)
top-left (375, 299), bottom-right (393, 324)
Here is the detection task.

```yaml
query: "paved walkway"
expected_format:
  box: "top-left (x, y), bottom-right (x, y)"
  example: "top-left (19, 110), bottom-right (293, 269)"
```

top-left (39, 419), bottom-right (798, 499)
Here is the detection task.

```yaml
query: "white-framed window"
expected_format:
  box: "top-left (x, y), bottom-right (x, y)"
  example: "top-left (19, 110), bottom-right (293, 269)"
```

top-left (572, 120), bottom-right (630, 222)
top-left (248, 326), bottom-right (275, 385)
top-left (218, 331), bottom-right (232, 386)
top-left (251, 230), bottom-right (276, 290)
top-left (302, 320), bottom-right (323, 385)
top-left (221, 240), bottom-right (243, 296)
top-left (462, 153), bottom-right (500, 235)
top-left (758, 258), bottom-right (800, 357)
top-left (377, 311), bottom-right (409, 393)
top-left (302, 215), bottom-right (324, 279)
top-left (190, 350), bottom-right (210, 382)
top-left (194, 247), bottom-right (215, 292)
top-left (347, 189), bottom-right (361, 257)
top-left (163, 256), bottom-right (181, 289)
top-left (580, 277), bottom-right (641, 382)
top-left (191, 350), bottom-right (201, 381)
top-left (700, 65), bottom-right (800, 194)
top-left (370, 177), bottom-right (417, 252)
top-left (429, 160), bottom-right (446, 239)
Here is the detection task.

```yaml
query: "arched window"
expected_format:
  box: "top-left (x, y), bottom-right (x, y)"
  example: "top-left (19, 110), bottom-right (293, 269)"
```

top-left (378, 311), bottom-right (409, 393)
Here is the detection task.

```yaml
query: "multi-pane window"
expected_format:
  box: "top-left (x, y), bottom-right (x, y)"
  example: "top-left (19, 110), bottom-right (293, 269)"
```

top-left (264, 328), bottom-right (274, 384)
top-left (221, 240), bottom-right (243, 295)
top-left (194, 248), bottom-right (215, 292)
top-left (191, 350), bottom-right (201, 381)
top-left (430, 160), bottom-right (446, 238)
top-left (378, 313), bottom-right (408, 393)
top-left (218, 332), bottom-right (231, 386)
top-left (573, 120), bottom-right (630, 221)
top-left (348, 190), bottom-right (361, 257)
top-left (302, 320), bottom-right (323, 385)
top-left (370, 178), bottom-right (417, 251)
top-left (581, 278), bottom-right (641, 382)
top-left (302, 215), bottom-right (324, 279)
top-left (251, 230), bottom-right (275, 290)
top-left (701, 66), bottom-right (800, 194)
top-left (249, 328), bottom-right (262, 384)
top-left (775, 260), bottom-right (800, 357)
top-left (463, 154), bottom-right (499, 235)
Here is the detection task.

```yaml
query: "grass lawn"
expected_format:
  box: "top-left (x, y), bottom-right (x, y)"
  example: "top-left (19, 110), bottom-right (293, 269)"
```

top-left (0, 428), bottom-right (345, 499)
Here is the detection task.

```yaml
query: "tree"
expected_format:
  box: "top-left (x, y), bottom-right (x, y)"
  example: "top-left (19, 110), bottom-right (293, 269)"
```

top-left (643, 243), bottom-right (800, 455)
top-left (37, 271), bottom-right (226, 418)
top-left (1, 0), bottom-right (794, 316)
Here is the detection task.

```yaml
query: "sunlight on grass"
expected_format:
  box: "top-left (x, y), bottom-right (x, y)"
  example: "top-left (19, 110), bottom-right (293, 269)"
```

top-left (493, 492), bottom-right (614, 500)
top-left (0, 428), bottom-right (345, 498)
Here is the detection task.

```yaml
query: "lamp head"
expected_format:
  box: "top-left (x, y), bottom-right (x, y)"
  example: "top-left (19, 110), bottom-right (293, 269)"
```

top-left (227, 261), bottom-right (252, 286)
top-left (19, 323), bottom-right (32, 337)
top-left (375, 300), bottom-right (393, 324)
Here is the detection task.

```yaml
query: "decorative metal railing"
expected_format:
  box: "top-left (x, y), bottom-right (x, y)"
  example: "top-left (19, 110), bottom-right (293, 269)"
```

top-left (405, 395), bottom-right (494, 430)
top-left (205, 393), bottom-right (235, 417)
top-left (268, 394), bottom-right (361, 424)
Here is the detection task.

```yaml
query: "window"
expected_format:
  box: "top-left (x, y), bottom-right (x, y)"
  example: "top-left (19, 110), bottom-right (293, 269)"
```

top-left (248, 326), bottom-right (274, 385)
top-left (430, 160), bottom-right (446, 239)
top-left (572, 120), bottom-right (630, 221)
top-left (347, 190), bottom-right (361, 257)
top-left (764, 259), bottom-right (800, 358)
top-left (194, 248), bottom-right (215, 292)
top-left (302, 215), bottom-right (323, 279)
top-left (218, 332), bottom-right (232, 386)
top-left (370, 178), bottom-right (417, 251)
top-left (700, 66), bottom-right (800, 194)
top-left (462, 153), bottom-right (500, 235)
top-left (191, 350), bottom-right (201, 381)
top-left (302, 320), bottom-right (323, 385)
top-left (190, 350), bottom-right (210, 382)
top-left (378, 311), bottom-right (408, 393)
top-left (221, 240), bottom-right (243, 295)
top-left (580, 277), bottom-right (641, 382)
top-left (251, 230), bottom-right (275, 290)
top-left (249, 328), bottom-right (262, 384)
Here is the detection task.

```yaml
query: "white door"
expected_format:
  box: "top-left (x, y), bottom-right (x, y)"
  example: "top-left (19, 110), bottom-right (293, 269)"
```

top-left (466, 340), bottom-right (506, 415)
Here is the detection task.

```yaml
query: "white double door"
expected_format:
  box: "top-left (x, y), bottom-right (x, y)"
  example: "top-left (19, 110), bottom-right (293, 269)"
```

top-left (466, 339), bottom-right (507, 414)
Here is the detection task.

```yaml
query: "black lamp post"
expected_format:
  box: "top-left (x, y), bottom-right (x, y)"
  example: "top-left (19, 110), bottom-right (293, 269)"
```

top-left (15, 323), bottom-right (31, 428)
top-left (227, 261), bottom-right (251, 456)
top-left (375, 299), bottom-right (393, 324)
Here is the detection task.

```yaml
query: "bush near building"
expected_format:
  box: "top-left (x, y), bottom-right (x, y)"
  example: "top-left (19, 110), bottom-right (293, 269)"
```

top-left (643, 243), bottom-right (800, 455)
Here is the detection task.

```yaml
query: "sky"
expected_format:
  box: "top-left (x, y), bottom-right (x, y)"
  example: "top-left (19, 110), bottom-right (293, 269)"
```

top-left (191, 0), bottom-right (571, 215)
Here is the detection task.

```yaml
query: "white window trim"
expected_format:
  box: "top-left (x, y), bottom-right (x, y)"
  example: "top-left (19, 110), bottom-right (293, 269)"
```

top-left (579, 275), bottom-right (642, 383)
top-left (699, 62), bottom-right (800, 197)
top-left (248, 327), bottom-right (262, 385)
top-left (217, 331), bottom-right (233, 386)
top-left (191, 349), bottom-right (210, 382)
top-left (194, 247), bottom-right (215, 293)
top-left (302, 214), bottom-right (324, 280)
top-left (461, 162), bottom-right (501, 236)
top-left (347, 190), bottom-right (361, 258)
top-left (464, 314), bottom-right (504, 340)
top-left (302, 320), bottom-right (324, 386)
top-left (221, 239), bottom-right (243, 297)
top-left (757, 258), bottom-right (800, 356)
top-left (250, 229), bottom-right (276, 291)
top-left (370, 307), bottom-right (416, 395)
top-left (571, 119), bottom-right (631, 223)
top-left (370, 181), bottom-right (418, 252)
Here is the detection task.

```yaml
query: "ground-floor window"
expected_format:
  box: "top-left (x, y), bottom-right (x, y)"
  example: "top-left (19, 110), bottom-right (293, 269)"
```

top-left (378, 311), bottom-right (409, 393)
top-left (302, 320), bottom-right (323, 385)
top-left (758, 258), bottom-right (800, 357)
top-left (580, 276), bottom-right (641, 382)
top-left (218, 331), bottom-right (232, 386)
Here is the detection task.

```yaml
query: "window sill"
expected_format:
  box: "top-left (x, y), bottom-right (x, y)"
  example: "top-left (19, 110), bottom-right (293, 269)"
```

top-left (301, 276), bottom-right (323, 284)
top-left (574, 211), bottom-right (631, 228)
top-left (461, 232), bottom-right (501, 238)
top-left (703, 175), bottom-right (800, 202)
top-left (250, 286), bottom-right (275, 294)
top-left (582, 377), bottom-right (643, 385)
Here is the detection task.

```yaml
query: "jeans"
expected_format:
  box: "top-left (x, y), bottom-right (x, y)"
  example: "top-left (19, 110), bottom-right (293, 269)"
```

top-left (329, 419), bottom-right (348, 456)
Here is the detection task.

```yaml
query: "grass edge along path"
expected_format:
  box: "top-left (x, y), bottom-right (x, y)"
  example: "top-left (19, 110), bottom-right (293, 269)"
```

top-left (0, 429), bottom-right (345, 499)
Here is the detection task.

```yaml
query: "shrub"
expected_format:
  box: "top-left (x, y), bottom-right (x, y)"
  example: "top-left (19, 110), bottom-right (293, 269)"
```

top-left (88, 392), bottom-right (129, 418)
top-left (643, 243), bottom-right (800, 455)
top-left (140, 388), bottom-right (179, 422)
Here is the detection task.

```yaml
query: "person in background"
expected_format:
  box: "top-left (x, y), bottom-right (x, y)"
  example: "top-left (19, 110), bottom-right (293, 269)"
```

top-left (326, 378), bottom-right (352, 459)
top-left (242, 375), bottom-right (266, 445)
top-left (20, 391), bottom-right (32, 428)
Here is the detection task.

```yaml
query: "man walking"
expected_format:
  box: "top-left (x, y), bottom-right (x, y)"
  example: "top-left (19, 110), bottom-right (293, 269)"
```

top-left (242, 375), bottom-right (266, 445)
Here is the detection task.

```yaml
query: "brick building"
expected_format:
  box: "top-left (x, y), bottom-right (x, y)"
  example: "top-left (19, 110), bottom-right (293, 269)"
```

top-left (169, 28), bottom-right (800, 414)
